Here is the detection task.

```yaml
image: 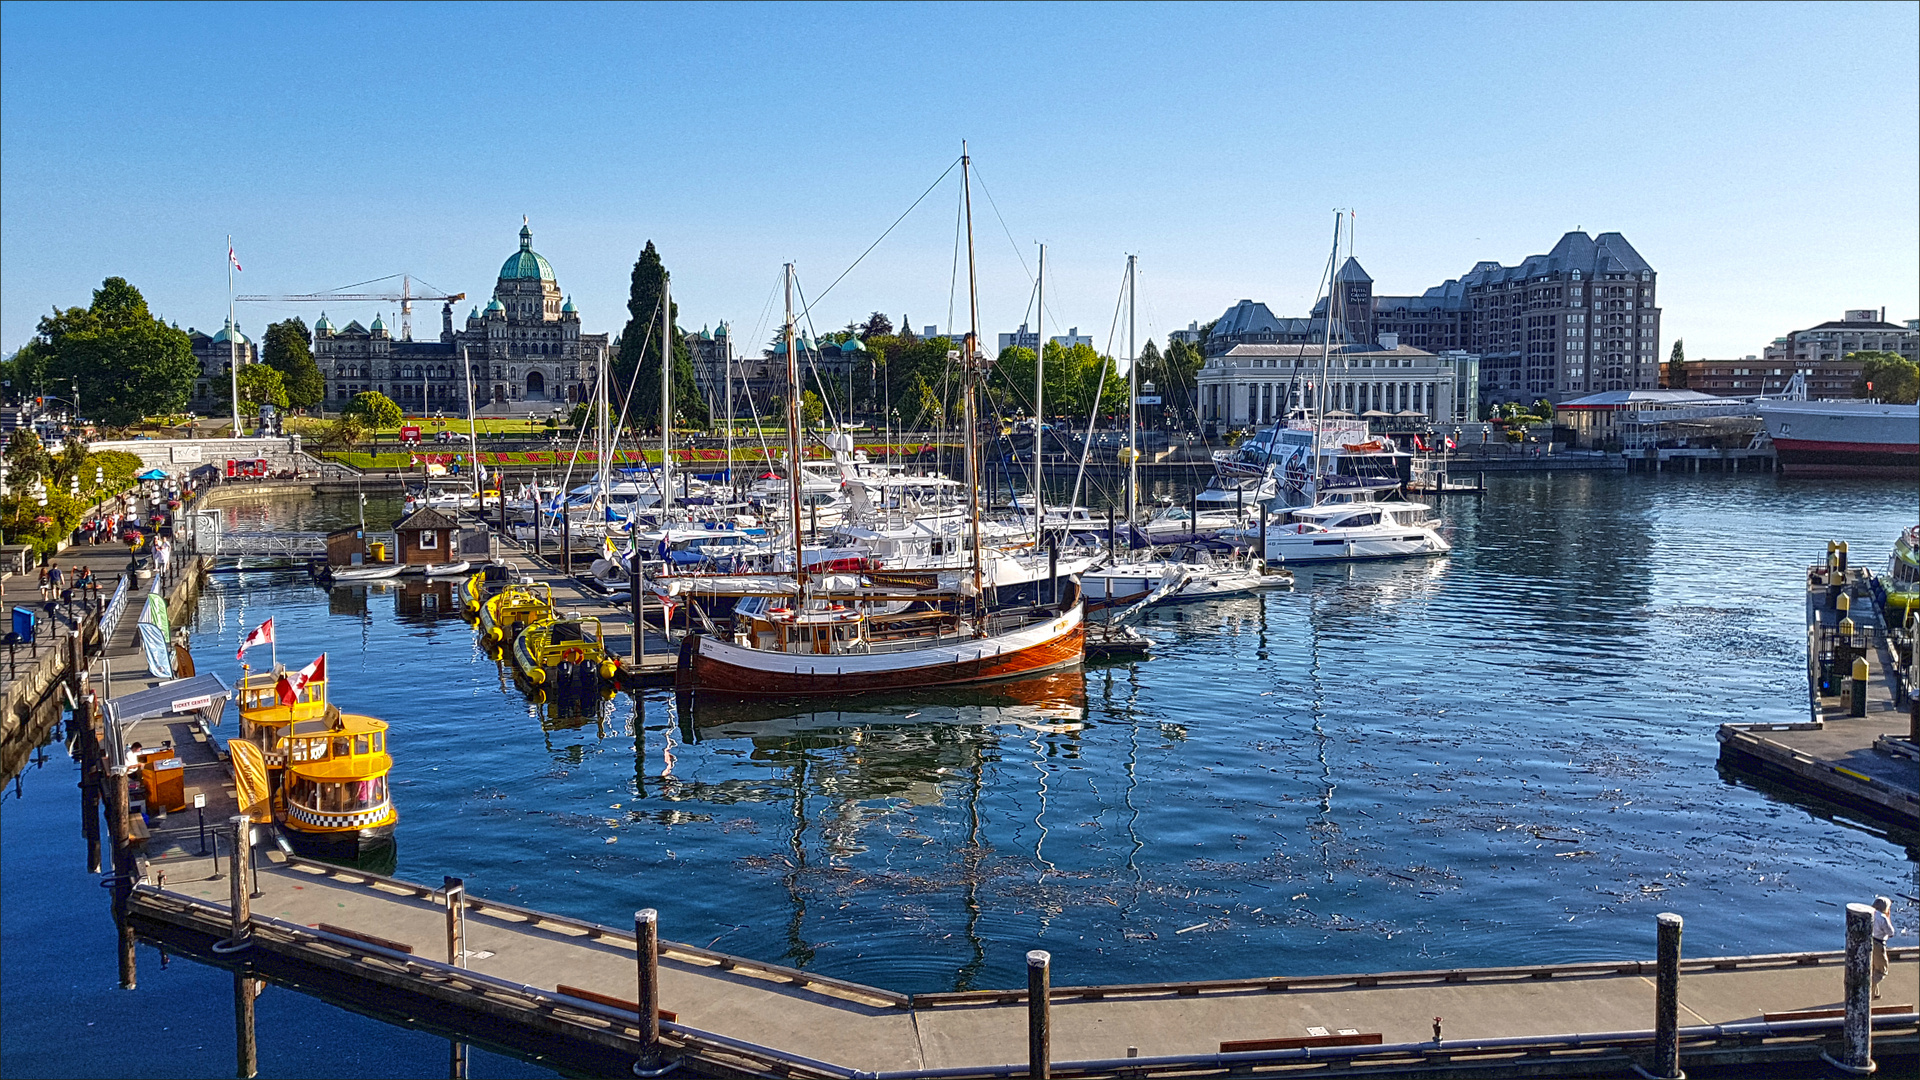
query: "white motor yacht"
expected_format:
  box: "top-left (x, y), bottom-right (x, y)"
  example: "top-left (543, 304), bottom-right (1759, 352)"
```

top-left (1262, 499), bottom-right (1450, 563)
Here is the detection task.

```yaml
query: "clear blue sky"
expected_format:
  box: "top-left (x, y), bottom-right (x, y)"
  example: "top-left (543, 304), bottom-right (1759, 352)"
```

top-left (3, 1), bottom-right (1915, 362)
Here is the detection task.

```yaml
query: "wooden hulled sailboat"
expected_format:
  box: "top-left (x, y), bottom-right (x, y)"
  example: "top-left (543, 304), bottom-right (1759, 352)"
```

top-left (677, 148), bottom-right (1085, 699)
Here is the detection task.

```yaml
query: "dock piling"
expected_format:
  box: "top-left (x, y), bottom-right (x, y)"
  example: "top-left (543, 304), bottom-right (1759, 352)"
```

top-left (214, 815), bottom-right (252, 952)
top-left (1027, 949), bottom-right (1051, 1079)
top-left (233, 970), bottom-right (259, 1079)
top-left (1849, 656), bottom-right (1869, 718)
top-left (635, 909), bottom-right (660, 1048)
top-left (1650, 912), bottom-right (1683, 1079)
top-left (445, 876), bottom-right (466, 967)
top-left (1827, 903), bottom-right (1876, 1075)
top-left (449, 1039), bottom-right (468, 1080)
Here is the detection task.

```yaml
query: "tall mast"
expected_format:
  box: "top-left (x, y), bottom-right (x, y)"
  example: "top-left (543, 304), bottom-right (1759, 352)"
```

top-left (961, 145), bottom-right (985, 614)
top-left (660, 275), bottom-right (673, 518)
top-left (227, 234), bottom-right (240, 438)
top-left (1125, 254), bottom-right (1138, 526)
top-left (1311, 212), bottom-right (1341, 508)
top-left (783, 264), bottom-right (806, 606)
top-left (462, 346), bottom-right (479, 495)
top-left (1032, 243), bottom-right (1046, 544)
top-left (723, 325), bottom-right (734, 500)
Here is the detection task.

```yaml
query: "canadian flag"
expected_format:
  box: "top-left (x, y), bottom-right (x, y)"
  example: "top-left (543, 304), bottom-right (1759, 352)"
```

top-left (229, 243), bottom-right (242, 273)
top-left (1444, 436), bottom-right (1457, 451)
top-left (276, 653), bottom-right (325, 706)
top-left (237, 618), bottom-right (273, 661)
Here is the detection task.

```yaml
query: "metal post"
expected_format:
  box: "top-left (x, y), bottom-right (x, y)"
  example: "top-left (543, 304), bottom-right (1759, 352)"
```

top-left (1026, 949), bottom-right (1051, 1080)
top-left (445, 876), bottom-right (466, 967)
top-left (449, 1039), bottom-right (468, 1080)
top-left (561, 511), bottom-right (571, 573)
top-left (635, 909), bottom-right (660, 1048)
top-left (234, 971), bottom-right (259, 1079)
top-left (1650, 912), bottom-right (1683, 1080)
top-left (1829, 903), bottom-right (1876, 1075)
top-left (1849, 656), bottom-right (1869, 718)
top-left (631, 547), bottom-right (644, 663)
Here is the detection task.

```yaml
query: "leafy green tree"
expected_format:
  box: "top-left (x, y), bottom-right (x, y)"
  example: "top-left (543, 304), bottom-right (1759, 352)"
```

top-left (343, 390), bottom-right (402, 428)
top-left (51, 439), bottom-right (90, 486)
top-left (226, 363), bottom-right (290, 413)
top-left (30, 277), bottom-right (196, 426)
top-left (800, 390), bottom-right (826, 429)
top-left (5, 429), bottom-right (51, 483)
top-left (1665, 339), bottom-right (1687, 389)
top-left (859, 312), bottom-right (893, 337)
top-left (903, 375), bottom-right (943, 430)
top-left (614, 241), bottom-right (708, 430)
top-left (1851, 350), bottom-right (1919, 403)
top-left (1161, 337), bottom-right (1208, 427)
top-left (262, 317), bottom-right (325, 410)
top-left (0, 342), bottom-right (51, 401)
top-left (317, 416), bottom-right (369, 451)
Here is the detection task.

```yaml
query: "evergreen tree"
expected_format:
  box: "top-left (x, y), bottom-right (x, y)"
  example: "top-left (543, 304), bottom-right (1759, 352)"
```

top-left (262, 317), bottom-right (326, 410)
top-left (614, 242), bottom-right (708, 431)
top-left (1666, 340), bottom-right (1687, 389)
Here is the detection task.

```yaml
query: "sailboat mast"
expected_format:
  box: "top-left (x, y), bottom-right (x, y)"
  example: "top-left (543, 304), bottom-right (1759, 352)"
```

top-left (1032, 243), bottom-right (1046, 544)
top-left (961, 146), bottom-right (985, 612)
top-left (660, 276), bottom-right (673, 518)
top-left (783, 264), bottom-right (806, 606)
top-left (723, 325), bottom-right (734, 501)
top-left (1126, 253), bottom-right (1138, 526)
top-left (462, 347), bottom-right (479, 496)
top-left (1311, 212), bottom-right (1341, 509)
top-left (227, 234), bottom-right (240, 438)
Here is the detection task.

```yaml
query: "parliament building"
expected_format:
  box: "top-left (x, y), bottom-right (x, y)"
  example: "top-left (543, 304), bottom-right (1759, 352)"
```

top-left (312, 223), bottom-right (610, 414)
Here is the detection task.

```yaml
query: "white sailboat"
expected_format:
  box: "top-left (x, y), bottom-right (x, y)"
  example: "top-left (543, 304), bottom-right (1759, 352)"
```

top-left (1262, 213), bottom-right (1450, 565)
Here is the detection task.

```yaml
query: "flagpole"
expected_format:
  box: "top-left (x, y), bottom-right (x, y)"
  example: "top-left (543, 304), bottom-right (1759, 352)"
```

top-left (228, 235), bottom-right (241, 438)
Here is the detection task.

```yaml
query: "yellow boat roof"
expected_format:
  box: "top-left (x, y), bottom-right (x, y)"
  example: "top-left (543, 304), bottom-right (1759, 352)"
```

top-left (290, 753), bottom-right (394, 781)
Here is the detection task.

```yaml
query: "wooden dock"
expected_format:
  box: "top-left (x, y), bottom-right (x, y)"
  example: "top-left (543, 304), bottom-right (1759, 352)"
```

top-left (119, 852), bottom-right (1919, 1078)
top-left (77, 551), bottom-right (1918, 1078)
top-left (1717, 561), bottom-right (1919, 827)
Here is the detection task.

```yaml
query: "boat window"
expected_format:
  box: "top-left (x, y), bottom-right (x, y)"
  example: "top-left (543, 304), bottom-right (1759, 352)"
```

top-left (333, 737), bottom-right (351, 758)
top-left (355, 735), bottom-right (370, 756)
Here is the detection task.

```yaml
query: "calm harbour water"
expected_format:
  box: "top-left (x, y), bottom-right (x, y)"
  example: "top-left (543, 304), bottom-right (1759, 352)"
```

top-left (4, 470), bottom-right (1916, 1077)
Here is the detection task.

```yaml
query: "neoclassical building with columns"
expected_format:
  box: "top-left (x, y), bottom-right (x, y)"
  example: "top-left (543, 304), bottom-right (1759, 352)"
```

top-left (312, 223), bottom-right (609, 413)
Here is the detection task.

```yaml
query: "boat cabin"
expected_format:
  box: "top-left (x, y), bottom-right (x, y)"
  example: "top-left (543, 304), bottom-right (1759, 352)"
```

top-left (235, 669), bottom-right (332, 767)
top-left (282, 713), bottom-right (395, 836)
top-left (1285, 501), bottom-right (1433, 531)
top-left (393, 507), bottom-right (461, 565)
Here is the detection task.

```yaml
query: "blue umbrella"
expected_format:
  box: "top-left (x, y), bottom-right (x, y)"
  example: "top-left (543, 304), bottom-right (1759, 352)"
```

top-left (136, 468), bottom-right (169, 480)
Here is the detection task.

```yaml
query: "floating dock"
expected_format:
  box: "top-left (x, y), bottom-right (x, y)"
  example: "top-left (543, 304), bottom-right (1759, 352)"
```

top-left (1718, 557), bottom-right (1919, 828)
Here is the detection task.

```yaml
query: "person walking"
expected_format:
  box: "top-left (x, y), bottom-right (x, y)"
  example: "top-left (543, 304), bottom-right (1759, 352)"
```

top-left (47, 564), bottom-right (63, 595)
top-left (1872, 895), bottom-right (1896, 998)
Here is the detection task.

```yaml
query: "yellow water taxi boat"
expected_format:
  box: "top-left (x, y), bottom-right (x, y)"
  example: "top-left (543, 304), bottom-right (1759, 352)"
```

top-left (462, 564), bottom-right (513, 620)
top-left (478, 582), bottom-right (553, 644)
top-left (279, 713), bottom-right (396, 854)
top-left (512, 614), bottom-right (619, 688)
top-left (228, 664), bottom-right (397, 856)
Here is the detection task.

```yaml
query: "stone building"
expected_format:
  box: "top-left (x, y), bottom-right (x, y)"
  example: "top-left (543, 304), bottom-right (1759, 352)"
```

top-left (1196, 340), bottom-right (1475, 428)
top-left (312, 223), bottom-right (609, 414)
top-left (1364, 231), bottom-right (1662, 406)
top-left (186, 318), bottom-right (256, 414)
top-left (1762, 309), bottom-right (1916, 366)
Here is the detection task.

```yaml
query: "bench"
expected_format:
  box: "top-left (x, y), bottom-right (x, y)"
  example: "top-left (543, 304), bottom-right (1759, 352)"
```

top-left (555, 984), bottom-right (676, 1022)
top-left (1221, 1032), bottom-right (1382, 1053)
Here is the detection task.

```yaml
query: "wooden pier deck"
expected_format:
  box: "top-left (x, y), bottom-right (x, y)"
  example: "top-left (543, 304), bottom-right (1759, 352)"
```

top-left (120, 854), bottom-right (1918, 1077)
top-left (1717, 562), bottom-right (1919, 827)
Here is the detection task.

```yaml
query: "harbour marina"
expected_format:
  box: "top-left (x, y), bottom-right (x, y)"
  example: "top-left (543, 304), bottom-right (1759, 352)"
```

top-left (5, 469), bottom-right (1916, 1078)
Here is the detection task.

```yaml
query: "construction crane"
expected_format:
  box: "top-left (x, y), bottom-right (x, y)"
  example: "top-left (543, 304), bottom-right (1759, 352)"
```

top-left (236, 273), bottom-right (465, 341)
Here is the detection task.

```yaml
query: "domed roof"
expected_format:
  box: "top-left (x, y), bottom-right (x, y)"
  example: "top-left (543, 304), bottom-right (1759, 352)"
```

top-left (485, 296), bottom-right (504, 313)
top-left (499, 222), bottom-right (556, 283)
top-left (467, 306), bottom-right (481, 321)
top-left (370, 315), bottom-right (386, 332)
top-left (314, 312), bottom-right (334, 333)
top-left (212, 317), bottom-right (250, 345)
top-left (561, 296), bottom-right (577, 314)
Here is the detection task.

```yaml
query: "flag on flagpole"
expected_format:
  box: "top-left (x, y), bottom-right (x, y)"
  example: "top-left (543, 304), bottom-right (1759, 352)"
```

top-left (1444, 436), bottom-right (1457, 450)
top-left (237, 617), bottom-right (274, 661)
top-left (294, 653), bottom-right (325, 692)
top-left (229, 243), bottom-right (243, 273)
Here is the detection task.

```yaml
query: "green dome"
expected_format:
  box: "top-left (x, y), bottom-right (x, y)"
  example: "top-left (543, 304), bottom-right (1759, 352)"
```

top-left (500, 223), bottom-right (556, 282)
top-left (561, 296), bottom-right (577, 314)
top-left (314, 312), bottom-right (334, 333)
top-left (370, 315), bottom-right (387, 332)
top-left (467, 306), bottom-right (480, 321)
top-left (212, 317), bottom-right (249, 345)
top-left (485, 296), bottom-right (504, 314)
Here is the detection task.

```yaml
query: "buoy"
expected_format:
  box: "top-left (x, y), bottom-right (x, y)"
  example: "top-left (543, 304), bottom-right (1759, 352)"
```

top-left (529, 667), bottom-right (546, 684)
top-left (487, 627), bottom-right (502, 642)
top-left (599, 660), bottom-right (619, 681)
top-left (531, 689), bottom-right (546, 704)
